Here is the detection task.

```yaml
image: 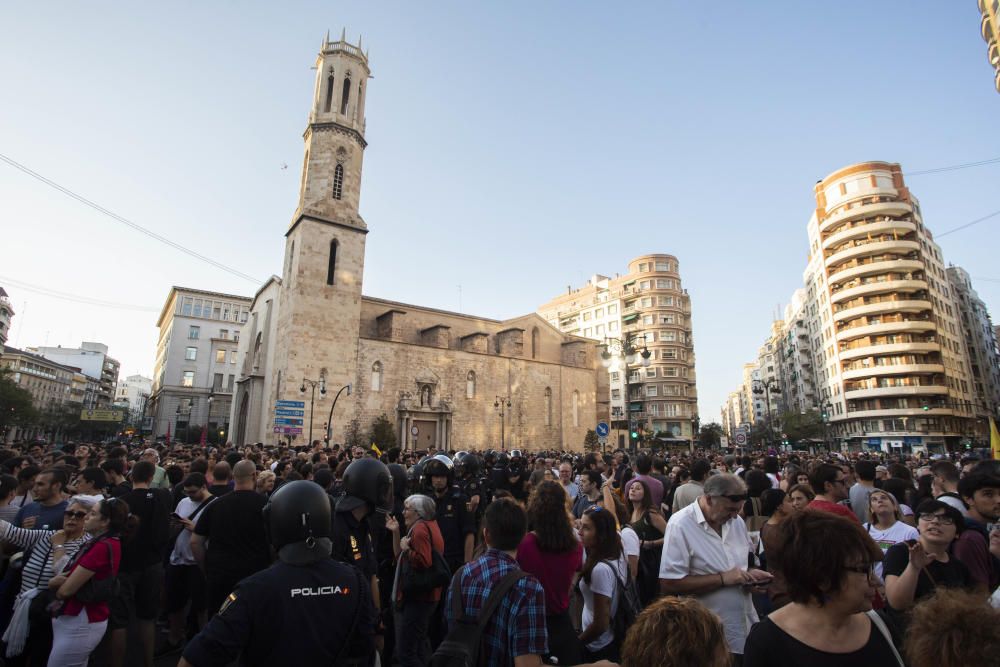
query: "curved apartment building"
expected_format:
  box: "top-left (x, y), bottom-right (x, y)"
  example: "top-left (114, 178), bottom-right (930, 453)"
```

top-left (804, 162), bottom-right (976, 451)
top-left (538, 254), bottom-right (698, 449)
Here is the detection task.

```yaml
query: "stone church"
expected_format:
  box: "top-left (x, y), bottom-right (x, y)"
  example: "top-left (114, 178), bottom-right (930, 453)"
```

top-left (229, 33), bottom-right (600, 451)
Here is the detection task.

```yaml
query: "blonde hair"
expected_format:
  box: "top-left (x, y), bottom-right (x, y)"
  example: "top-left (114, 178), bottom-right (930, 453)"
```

top-left (867, 489), bottom-right (902, 524)
top-left (621, 596), bottom-right (730, 667)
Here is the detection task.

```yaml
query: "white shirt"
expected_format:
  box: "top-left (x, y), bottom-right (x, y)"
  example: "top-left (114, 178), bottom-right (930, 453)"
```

top-left (621, 526), bottom-right (640, 559)
top-left (579, 552), bottom-right (627, 651)
top-left (660, 498), bottom-right (758, 654)
top-left (170, 496), bottom-right (213, 565)
top-left (866, 520), bottom-right (918, 580)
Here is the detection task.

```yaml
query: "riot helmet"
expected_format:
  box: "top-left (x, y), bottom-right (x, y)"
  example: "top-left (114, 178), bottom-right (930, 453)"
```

top-left (337, 458), bottom-right (392, 514)
top-left (262, 480), bottom-right (332, 564)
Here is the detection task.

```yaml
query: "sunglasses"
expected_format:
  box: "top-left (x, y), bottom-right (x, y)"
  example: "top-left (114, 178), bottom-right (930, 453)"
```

top-left (64, 511), bottom-right (88, 519)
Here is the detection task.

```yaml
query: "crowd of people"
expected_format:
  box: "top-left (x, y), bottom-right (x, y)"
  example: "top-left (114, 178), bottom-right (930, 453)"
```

top-left (0, 438), bottom-right (996, 666)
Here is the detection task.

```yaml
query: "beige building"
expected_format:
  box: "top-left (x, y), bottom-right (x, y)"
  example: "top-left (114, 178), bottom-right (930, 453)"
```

top-left (804, 161), bottom-right (977, 452)
top-left (1, 345), bottom-right (77, 441)
top-left (229, 34), bottom-right (598, 451)
top-left (537, 256), bottom-right (698, 449)
top-left (979, 0), bottom-right (1000, 93)
top-left (0, 287), bottom-right (13, 354)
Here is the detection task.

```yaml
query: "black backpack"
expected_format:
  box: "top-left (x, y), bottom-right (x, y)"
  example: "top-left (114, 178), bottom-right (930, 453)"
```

top-left (609, 560), bottom-right (642, 646)
top-left (432, 567), bottom-right (527, 667)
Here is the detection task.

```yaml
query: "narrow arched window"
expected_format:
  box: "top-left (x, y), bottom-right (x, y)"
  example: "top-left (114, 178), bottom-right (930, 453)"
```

top-left (466, 371), bottom-right (476, 399)
top-left (531, 327), bottom-right (540, 359)
top-left (371, 361), bottom-right (382, 392)
top-left (340, 76), bottom-right (351, 115)
top-left (253, 333), bottom-right (263, 369)
top-left (326, 239), bottom-right (338, 285)
top-left (332, 163), bottom-right (344, 200)
top-left (544, 387), bottom-right (552, 426)
top-left (285, 241), bottom-right (295, 286)
top-left (572, 390), bottom-right (580, 427)
top-left (324, 74), bottom-right (335, 112)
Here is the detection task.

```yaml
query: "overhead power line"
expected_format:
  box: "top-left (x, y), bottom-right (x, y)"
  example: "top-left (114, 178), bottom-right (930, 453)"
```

top-left (908, 155), bottom-right (1000, 176)
top-left (0, 275), bottom-right (159, 312)
top-left (0, 153), bottom-right (263, 285)
top-left (935, 208), bottom-right (1000, 238)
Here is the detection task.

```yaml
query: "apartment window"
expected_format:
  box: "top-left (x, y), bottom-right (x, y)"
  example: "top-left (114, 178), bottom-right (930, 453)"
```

top-left (646, 385), bottom-right (658, 397)
top-left (230, 351), bottom-right (237, 364)
top-left (638, 263), bottom-right (648, 272)
top-left (611, 372), bottom-right (620, 381)
top-left (185, 347), bottom-right (198, 361)
top-left (640, 297), bottom-right (652, 308)
top-left (596, 324), bottom-right (604, 336)
top-left (660, 331), bottom-right (676, 341)
top-left (611, 389), bottom-right (621, 399)
top-left (583, 311), bottom-right (592, 321)
top-left (664, 367), bottom-right (678, 377)
top-left (609, 322), bottom-right (619, 332)
top-left (213, 373), bottom-right (223, 391)
top-left (608, 304), bottom-right (617, 315)
top-left (660, 315), bottom-right (674, 324)
top-left (193, 300), bottom-right (203, 318)
top-left (227, 374), bottom-right (235, 392)
top-left (642, 315), bottom-right (654, 325)
top-left (181, 298), bottom-right (193, 316)
top-left (655, 261), bottom-right (671, 271)
top-left (639, 280), bottom-right (651, 290)
top-left (182, 371), bottom-right (194, 387)
top-left (219, 329), bottom-right (228, 340)
top-left (645, 368), bottom-right (657, 378)
top-left (189, 326), bottom-right (200, 339)
top-left (215, 350), bottom-right (226, 364)
top-left (662, 349), bottom-right (677, 359)
top-left (595, 308), bottom-right (604, 318)
top-left (659, 296), bottom-right (674, 306)
top-left (583, 328), bottom-right (592, 336)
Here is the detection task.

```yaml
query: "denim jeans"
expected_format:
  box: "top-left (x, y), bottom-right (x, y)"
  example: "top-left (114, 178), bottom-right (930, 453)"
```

top-left (395, 599), bottom-right (437, 667)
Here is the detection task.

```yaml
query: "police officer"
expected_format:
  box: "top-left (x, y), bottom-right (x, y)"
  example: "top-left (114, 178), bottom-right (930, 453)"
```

top-left (453, 451), bottom-right (484, 516)
top-left (331, 458), bottom-right (391, 650)
top-left (421, 456), bottom-right (475, 572)
top-left (179, 480), bottom-right (375, 666)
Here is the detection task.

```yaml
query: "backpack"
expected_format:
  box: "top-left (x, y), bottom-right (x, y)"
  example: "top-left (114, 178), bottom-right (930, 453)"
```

top-left (608, 559), bottom-right (642, 647)
top-left (431, 567), bottom-right (527, 667)
top-left (745, 497), bottom-right (768, 532)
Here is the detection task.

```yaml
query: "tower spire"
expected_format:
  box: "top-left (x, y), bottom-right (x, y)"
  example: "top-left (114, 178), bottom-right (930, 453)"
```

top-left (340, 27), bottom-right (346, 43)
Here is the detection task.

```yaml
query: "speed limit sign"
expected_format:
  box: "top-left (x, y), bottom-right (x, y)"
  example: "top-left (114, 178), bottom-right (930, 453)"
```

top-left (735, 432), bottom-right (747, 446)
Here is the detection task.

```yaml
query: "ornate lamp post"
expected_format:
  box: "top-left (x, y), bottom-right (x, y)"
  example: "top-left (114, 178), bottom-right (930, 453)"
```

top-left (299, 374), bottom-right (326, 445)
top-left (600, 334), bottom-right (651, 452)
top-left (752, 378), bottom-right (781, 448)
top-left (324, 383), bottom-right (353, 445)
top-left (494, 395), bottom-right (511, 451)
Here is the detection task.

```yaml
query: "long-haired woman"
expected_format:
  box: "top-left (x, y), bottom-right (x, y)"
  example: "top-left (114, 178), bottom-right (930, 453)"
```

top-left (517, 481), bottom-right (583, 666)
top-left (577, 505), bottom-right (627, 661)
top-left (625, 480), bottom-right (665, 605)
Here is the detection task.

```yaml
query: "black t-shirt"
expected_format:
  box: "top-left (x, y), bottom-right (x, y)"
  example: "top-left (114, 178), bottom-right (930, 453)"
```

top-left (181, 559), bottom-right (375, 667)
top-left (208, 483), bottom-right (233, 497)
top-left (109, 481), bottom-right (132, 499)
top-left (194, 490), bottom-right (270, 580)
top-left (743, 616), bottom-right (899, 667)
top-left (882, 541), bottom-right (971, 606)
top-left (119, 487), bottom-right (172, 572)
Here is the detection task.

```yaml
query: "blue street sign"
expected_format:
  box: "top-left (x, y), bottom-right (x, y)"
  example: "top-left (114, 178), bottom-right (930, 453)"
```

top-left (275, 400), bottom-right (305, 408)
top-left (275, 409), bottom-right (305, 417)
top-left (596, 422), bottom-right (609, 437)
top-left (274, 418), bottom-right (304, 426)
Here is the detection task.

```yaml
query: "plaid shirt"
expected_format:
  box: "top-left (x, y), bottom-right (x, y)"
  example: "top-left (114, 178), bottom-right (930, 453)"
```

top-left (445, 549), bottom-right (548, 666)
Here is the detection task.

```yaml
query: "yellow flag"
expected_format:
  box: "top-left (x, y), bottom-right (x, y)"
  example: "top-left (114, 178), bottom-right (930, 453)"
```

top-left (371, 443), bottom-right (382, 457)
top-left (990, 416), bottom-right (1000, 461)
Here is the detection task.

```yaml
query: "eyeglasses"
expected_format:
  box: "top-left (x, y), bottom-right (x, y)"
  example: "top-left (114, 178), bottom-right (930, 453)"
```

top-left (919, 513), bottom-right (955, 526)
top-left (64, 511), bottom-right (88, 519)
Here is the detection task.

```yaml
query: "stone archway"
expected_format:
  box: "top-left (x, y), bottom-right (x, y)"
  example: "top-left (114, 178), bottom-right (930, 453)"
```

top-left (396, 370), bottom-right (454, 451)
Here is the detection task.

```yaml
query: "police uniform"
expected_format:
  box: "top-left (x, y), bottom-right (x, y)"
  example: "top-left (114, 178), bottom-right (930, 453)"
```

top-left (331, 507), bottom-right (378, 581)
top-left (181, 559), bottom-right (375, 666)
top-left (431, 486), bottom-right (476, 572)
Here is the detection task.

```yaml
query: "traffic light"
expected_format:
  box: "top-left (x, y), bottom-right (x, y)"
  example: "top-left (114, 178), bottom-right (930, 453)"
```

top-left (922, 404), bottom-right (930, 411)
top-left (631, 430), bottom-right (639, 440)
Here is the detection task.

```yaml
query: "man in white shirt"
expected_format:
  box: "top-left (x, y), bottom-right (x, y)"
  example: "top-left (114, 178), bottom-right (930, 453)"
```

top-left (660, 473), bottom-right (771, 662)
top-left (164, 473), bottom-right (215, 652)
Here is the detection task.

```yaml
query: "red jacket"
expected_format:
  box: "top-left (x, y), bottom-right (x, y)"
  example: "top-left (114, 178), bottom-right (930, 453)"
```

top-left (398, 519), bottom-right (445, 603)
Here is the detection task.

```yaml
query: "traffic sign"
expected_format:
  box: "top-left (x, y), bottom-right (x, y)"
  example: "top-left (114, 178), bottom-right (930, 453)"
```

top-left (734, 432), bottom-right (747, 446)
top-left (596, 422), bottom-right (610, 437)
top-left (275, 400), bottom-right (305, 408)
top-left (273, 426), bottom-right (303, 434)
top-left (274, 418), bottom-right (304, 426)
top-left (275, 409), bottom-right (305, 417)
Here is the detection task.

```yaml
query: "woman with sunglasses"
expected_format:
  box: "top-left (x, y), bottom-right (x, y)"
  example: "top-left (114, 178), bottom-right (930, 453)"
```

top-left (0, 496), bottom-right (94, 663)
top-left (577, 504), bottom-right (628, 661)
top-left (46, 497), bottom-right (128, 667)
top-left (884, 499), bottom-right (972, 621)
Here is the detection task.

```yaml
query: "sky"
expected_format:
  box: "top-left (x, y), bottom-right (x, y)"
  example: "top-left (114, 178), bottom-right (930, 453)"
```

top-left (1, 1), bottom-right (998, 424)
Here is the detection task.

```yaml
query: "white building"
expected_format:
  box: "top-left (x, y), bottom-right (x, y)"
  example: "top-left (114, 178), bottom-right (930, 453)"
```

top-left (148, 287), bottom-right (251, 444)
top-left (31, 342), bottom-right (120, 408)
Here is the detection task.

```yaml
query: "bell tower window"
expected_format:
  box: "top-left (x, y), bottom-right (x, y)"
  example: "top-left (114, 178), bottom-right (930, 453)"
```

top-left (326, 239), bottom-right (338, 285)
top-left (324, 73), bottom-right (334, 112)
top-left (332, 164), bottom-right (344, 200)
top-left (340, 75), bottom-right (352, 115)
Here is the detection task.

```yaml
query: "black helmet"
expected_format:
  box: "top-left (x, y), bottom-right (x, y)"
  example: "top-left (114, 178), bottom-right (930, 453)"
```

top-left (455, 451), bottom-right (481, 477)
top-left (422, 457), bottom-right (453, 489)
top-left (387, 463), bottom-right (407, 504)
top-left (337, 458), bottom-right (392, 513)
top-left (496, 452), bottom-right (510, 468)
top-left (262, 480), bottom-right (332, 564)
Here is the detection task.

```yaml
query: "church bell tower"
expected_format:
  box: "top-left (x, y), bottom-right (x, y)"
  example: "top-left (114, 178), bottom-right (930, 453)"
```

top-left (272, 30), bottom-right (371, 444)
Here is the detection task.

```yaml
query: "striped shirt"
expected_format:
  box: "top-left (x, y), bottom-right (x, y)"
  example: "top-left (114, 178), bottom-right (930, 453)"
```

top-left (445, 549), bottom-right (548, 667)
top-left (0, 521), bottom-right (90, 594)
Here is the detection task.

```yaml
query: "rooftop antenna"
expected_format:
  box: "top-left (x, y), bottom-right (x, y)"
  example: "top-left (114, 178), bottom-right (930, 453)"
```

top-left (458, 285), bottom-right (462, 313)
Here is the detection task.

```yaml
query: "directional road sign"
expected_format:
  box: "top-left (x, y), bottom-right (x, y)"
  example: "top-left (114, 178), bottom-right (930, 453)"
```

top-left (275, 400), bottom-right (305, 408)
top-left (274, 418), bottom-right (304, 426)
top-left (273, 427), bottom-right (303, 434)
top-left (275, 409), bottom-right (305, 417)
top-left (596, 422), bottom-right (610, 438)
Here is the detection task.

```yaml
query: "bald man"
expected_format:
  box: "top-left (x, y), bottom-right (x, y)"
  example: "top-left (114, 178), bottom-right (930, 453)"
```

top-left (192, 460), bottom-right (271, 616)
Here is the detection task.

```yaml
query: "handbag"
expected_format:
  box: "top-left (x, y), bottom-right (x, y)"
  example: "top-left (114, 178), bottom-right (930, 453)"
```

top-left (26, 543), bottom-right (54, 624)
top-left (400, 522), bottom-right (451, 597)
top-left (72, 538), bottom-right (120, 604)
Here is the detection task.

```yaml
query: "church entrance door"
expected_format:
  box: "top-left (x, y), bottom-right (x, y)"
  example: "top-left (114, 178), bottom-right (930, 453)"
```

top-left (412, 420), bottom-right (436, 449)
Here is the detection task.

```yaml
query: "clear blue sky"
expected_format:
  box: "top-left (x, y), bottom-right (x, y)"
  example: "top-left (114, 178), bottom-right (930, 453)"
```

top-left (1, 1), bottom-right (997, 423)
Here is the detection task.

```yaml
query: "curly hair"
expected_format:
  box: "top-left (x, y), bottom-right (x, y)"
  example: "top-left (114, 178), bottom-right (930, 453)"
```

top-left (904, 588), bottom-right (1000, 667)
top-left (525, 481), bottom-right (577, 553)
top-left (621, 596), bottom-right (729, 667)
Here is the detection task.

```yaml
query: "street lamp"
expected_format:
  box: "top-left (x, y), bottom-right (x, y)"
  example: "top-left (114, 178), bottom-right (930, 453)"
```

top-left (690, 415), bottom-right (700, 452)
top-left (299, 375), bottom-right (326, 445)
top-left (324, 383), bottom-right (353, 445)
top-left (821, 400), bottom-right (833, 451)
top-left (600, 334), bottom-right (651, 452)
top-left (752, 378), bottom-right (781, 448)
top-left (494, 395), bottom-right (512, 451)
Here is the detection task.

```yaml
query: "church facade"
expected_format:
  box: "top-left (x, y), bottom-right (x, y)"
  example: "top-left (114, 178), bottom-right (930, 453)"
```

top-left (229, 34), bottom-right (600, 451)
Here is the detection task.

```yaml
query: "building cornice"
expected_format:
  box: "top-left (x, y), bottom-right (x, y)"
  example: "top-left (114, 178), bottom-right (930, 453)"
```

top-left (286, 212), bottom-right (370, 238)
top-left (303, 121), bottom-right (368, 149)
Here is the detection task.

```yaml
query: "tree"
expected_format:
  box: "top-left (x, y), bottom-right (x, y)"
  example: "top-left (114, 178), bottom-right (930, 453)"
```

top-left (368, 413), bottom-right (397, 451)
top-left (343, 418), bottom-right (364, 449)
top-left (779, 410), bottom-right (824, 444)
top-left (697, 422), bottom-right (724, 449)
top-left (583, 428), bottom-right (599, 453)
top-left (0, 368), bottom-right (38, 436)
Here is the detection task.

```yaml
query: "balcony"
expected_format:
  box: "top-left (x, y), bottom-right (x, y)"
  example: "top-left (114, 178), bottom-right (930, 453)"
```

top-left (827, 258), bottom-right (923, 285)
top-left (843, 383), bottom-right (948, 400)
top-left (839, 341), bottom-right (939, 361)
top-left (822, 219), bottom-right (916, 251)
top-left (842, 363), bottom-right (944, 381)
top-left (818, 200), bottom-right (912, 235)
top-left (832, 299), bottom-right (932, 323)
top-left (830, 280), bottom-right (928, 305)
top-left (836, 319), bottom-right (936, 343)
top-left (825, 240), bottom-right (920, 268)
top-left (845, 406), bottom-right (955, 419)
